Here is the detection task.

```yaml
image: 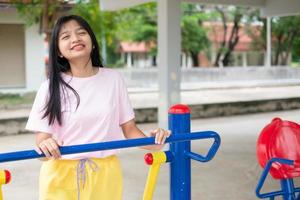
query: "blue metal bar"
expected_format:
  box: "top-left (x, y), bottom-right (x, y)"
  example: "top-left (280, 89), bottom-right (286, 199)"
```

top-left (256, 157), bottom-right (295, 199)
top-left (184, 133), bottom-right (221, 162)
top-left (296, 191), bottom-right (300, 200)
top-left (165, 151), bottom-right (174, 163)
top-left (0, 131), bottom-right (219, 163)
top-left (281, 179), bottom-right (296, 200)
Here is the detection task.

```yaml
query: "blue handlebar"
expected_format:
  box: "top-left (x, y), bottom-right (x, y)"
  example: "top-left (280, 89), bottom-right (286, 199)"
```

top-left (0, 131), bottom-right (220, 163)
top-left (185, 131), bottom-right (221, 162)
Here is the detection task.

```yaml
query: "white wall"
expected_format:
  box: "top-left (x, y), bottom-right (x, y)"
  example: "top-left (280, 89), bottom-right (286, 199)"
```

top-left (0, 9), bottom-right (45, 93)
top-left (24, 25), bottom-right (45, 92)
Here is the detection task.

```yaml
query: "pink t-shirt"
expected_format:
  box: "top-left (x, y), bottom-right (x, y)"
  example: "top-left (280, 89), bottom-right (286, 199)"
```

top-left (26, 68), bottom-right (135, 159)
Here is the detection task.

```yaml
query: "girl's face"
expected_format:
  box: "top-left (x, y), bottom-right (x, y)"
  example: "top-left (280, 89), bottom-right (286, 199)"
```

top-left (58, 20), bottom-right (93, 62)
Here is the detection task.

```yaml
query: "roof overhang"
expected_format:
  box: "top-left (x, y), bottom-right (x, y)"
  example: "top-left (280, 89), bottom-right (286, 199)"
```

top-left (100, 0), bottom-right (153, 11)
top-left (100, 0), bottom-right (300, 17)
top-left (261, 0), bottom-right (300, 17)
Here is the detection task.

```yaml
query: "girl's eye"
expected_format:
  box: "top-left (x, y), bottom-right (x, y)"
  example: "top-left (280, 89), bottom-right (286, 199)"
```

top-left (61, 35), bottom-right (70, 40)
top-left (78, 31), bottom-right (86, 35)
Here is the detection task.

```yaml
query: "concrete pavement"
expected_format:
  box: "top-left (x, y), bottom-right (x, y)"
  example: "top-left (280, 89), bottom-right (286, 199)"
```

top-left (2, 84), bottom-right (300, 120)
top-left (0, 109), bottom-right (300, 200)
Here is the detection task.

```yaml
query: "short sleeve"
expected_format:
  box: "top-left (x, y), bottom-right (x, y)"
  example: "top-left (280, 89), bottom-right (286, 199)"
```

top-left (117, 74), bottom-right (135, 125)
top-left (25, 81), bottom-right (55, 134)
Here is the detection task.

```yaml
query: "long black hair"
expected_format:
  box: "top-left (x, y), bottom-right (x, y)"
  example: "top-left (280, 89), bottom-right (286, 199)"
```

top-left (43, 15), bottom-right (104, 125)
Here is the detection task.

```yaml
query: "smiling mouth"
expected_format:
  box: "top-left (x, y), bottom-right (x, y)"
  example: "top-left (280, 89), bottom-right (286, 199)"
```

top-left (71, 44), bottom-right (85, 50)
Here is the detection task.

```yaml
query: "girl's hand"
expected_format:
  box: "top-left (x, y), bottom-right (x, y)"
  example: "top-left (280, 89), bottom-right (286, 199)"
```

top-left (150, 128), bottom-right (171, 145)
top-left (37, 138), bottom-right (63, 159)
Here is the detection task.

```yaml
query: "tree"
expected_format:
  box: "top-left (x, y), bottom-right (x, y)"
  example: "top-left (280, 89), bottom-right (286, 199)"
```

top-left (212, 6), bottom-right (251, 67)
top-left (117, 2), bottom-right (210, 67)
top-left (13, 0), bottom-right (73, 76)
top-left (117, 3), bottom-right (158, 65)
top-left (13, 0), bottom-right (70, 41)
top-left (292, 37), bottom-right (300, 63)
top-left (181, 4), bottom-right (210, 67)
top-left (13, 1), bottom-right (120, 67)
top-left (272, 16), bottom-right (300, 65)
top-left (72, 0), bottom-right (120, 66)
top-left (181, 14), bottom-right (210, 66)
top-left (247, 13), bottom-right (300, 66)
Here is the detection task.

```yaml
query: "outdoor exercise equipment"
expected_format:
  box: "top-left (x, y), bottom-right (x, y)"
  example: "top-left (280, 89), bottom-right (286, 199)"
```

top-left (0, 104), bottom-right (221, 200)
top-left (0, 170), bottom-right (10, 200)
top-left (256, 118), bottom-right (300, 200)
top-left (143, 151), bottom-right (169, 200)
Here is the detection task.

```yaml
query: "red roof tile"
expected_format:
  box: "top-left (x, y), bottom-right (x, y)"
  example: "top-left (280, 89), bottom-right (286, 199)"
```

top-left (204, 22), bottom-right (262, 51)
top-left (119, 41), bottom-right (155, 53)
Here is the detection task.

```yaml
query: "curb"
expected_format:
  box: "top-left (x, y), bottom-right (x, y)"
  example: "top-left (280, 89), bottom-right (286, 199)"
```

top-left (1, 97), bottom-right (300, 135)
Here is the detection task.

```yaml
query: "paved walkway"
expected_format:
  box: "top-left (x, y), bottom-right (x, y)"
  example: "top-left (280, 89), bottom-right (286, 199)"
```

top-left (2, 84), bottom-right (300, 119)
top-left (1, 110), bottom-right (300, 200)
top-left (129, 85), bottom-right (300, 108)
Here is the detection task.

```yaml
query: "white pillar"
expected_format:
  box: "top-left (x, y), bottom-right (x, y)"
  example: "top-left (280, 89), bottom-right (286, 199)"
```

top-left (127, 52), bottom-right (132, 68)
top-left (147, 54), bottom-right (152, 67)
top-left (121, 52), bottom-right (125, 64)
top-left (242, 52), bottom-right (247, 67)
top-left (211, 50), bottom-right (216, 66)
top-left (158, 0), bottom-right (181, 128)
top-left (25, 25), bottom-right (45, 92)
top-left (187, 56), bottom-right (193, 68)
top-left (265, 17), bottom-right (272, 67)
top-left (182, 53), bottom-right (186, 68)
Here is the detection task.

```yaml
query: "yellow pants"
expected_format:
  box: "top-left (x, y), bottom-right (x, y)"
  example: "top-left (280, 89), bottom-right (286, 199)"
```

top-left (39, 155), bottom-right (123, 200)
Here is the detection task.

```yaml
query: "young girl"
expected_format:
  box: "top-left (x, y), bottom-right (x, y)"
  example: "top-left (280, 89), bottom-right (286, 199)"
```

top-left (26, 15), bottom-right (170, 200)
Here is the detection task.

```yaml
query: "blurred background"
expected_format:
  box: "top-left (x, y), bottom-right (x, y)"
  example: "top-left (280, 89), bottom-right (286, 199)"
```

top-left (0, 0), bottom-right (300, 199)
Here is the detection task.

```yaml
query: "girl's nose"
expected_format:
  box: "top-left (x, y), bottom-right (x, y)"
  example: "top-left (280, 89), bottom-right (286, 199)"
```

top-left (71, 33), bottom-right (80, 43)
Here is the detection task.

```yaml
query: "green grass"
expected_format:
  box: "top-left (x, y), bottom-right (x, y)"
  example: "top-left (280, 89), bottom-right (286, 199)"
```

top-left (0, 93), bottom-right (35, 106)
top-left (291, 62), bottom-right (300, 67)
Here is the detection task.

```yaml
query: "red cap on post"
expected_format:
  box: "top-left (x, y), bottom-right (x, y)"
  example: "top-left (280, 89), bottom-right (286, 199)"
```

top-left (168, 104), bottom-right (190, 114)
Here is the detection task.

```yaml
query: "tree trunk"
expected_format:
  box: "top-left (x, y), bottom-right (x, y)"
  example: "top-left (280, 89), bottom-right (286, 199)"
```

top-left (222, 11), bottom-right (241, 66)
top-left (152, 55), bottom-right (157, 66)
top-left (191, 52), bottom-right (199, 67)
top-left (214, 6), bottom-right (227, 67)
top-left (282, 32), bottom-right (296, 65)
top-left (274, 34), bottom-right (283, 65)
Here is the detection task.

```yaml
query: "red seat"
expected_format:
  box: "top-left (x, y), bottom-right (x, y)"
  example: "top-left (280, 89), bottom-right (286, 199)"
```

top-left (257, 118), bottom-right (300, 179)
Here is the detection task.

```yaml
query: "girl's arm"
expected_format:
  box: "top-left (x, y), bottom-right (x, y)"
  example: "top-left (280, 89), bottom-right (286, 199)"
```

top-left (36, 132), bottom-right (62, 160)
top-left (121, 119), bottom-right (171, 151)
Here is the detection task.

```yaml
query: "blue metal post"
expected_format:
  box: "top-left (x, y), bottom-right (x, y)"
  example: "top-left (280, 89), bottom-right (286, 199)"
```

top-left (168, 104), bottom-right (191, 200)
top-left (281, 179), bottom-right (296, 200)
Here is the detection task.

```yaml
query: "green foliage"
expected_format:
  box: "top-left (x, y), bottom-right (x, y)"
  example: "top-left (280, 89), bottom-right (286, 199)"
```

top-left (12, 0), bottom-right (64, 32)
top-left (72, 0), bottom-right (117, 46)
top-left (272, 16), bottom-right (300, 50)
top-left (117, 2), bottom-right (157, 42)
top-left (246, 11), bottom-right (300, 65)
top-left (181, 14), bottom-right (210, 54)
top-left (116, 2), bottom-right (158, 59)
top-left (116, 2), bottom-right (210, 66)
top-left (13, 1), bottom-right (42, 27)
top-left (72, 0), bottom-right (120, 65)
top-left (292, 37), bottom-right (300, 62)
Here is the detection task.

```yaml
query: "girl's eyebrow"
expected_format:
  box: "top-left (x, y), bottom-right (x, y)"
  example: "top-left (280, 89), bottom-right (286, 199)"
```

top-left (59, 30), bottom-right (69, 37)
top-left (59, 27), bottom-right (85, 37)
top-left (76, 27), bottom-right (85, 31)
